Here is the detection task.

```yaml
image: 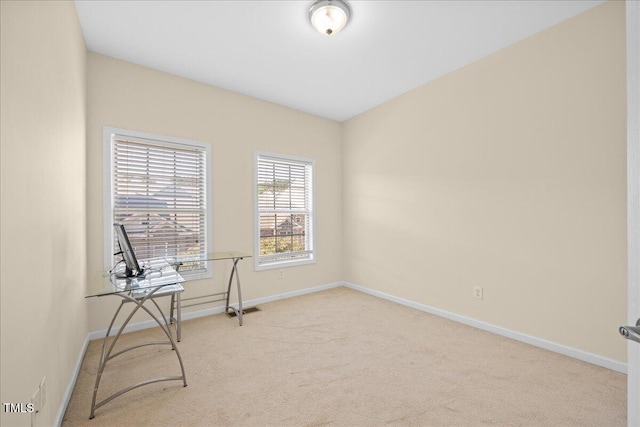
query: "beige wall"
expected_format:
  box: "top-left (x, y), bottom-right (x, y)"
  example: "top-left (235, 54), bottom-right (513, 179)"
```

top-left (86, 53), bottom-right (343, 331)
top-left (342, 1), bottom-right (627, 362)
top-left (0, 1), bottom-right (628, 423)
top-left (0, 1), bottom-right (87, 426)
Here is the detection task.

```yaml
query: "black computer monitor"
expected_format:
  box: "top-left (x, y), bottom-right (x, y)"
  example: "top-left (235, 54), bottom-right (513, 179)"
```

top-left (113, 223), bottom-right (143, 278)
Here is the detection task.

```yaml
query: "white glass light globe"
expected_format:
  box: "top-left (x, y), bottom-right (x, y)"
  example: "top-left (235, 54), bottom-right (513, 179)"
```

top-left (309, 1), bottom-right (350, 36)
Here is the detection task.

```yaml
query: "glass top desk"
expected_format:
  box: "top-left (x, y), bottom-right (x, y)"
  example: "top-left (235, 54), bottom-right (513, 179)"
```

top-left (165, 251), bottom-right (252, 341)
top-left (85, 259), bottom-right (187, 419)
top-left (85, 252), bottom-right (250, 418)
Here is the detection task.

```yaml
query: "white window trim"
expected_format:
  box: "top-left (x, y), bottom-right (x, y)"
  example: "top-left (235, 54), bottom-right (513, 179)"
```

top-left (103, 126), bottom-right (213, 279)
top-left (254, 151), bottom-right (316, 271)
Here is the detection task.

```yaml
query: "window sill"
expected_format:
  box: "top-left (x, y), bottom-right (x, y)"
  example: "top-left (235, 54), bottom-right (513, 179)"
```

top-left (254, 257), bottom-right (316, 272)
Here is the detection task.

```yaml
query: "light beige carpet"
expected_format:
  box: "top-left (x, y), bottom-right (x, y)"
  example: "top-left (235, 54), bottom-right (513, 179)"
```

top-left (63, 287), bottom-right (626, 426)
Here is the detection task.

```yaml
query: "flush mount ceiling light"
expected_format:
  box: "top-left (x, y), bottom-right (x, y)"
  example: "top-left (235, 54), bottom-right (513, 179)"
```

top-left (309, 0), bottom-right (351, 36)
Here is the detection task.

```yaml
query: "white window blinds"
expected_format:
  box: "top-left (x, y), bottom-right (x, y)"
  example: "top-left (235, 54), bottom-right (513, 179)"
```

top-left (111, 135), bottom-right (208, 272)
top-left (256, 153), bottom-right (314, 268)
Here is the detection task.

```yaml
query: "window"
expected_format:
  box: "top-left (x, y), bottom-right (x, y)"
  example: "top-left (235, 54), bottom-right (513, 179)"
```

top-left (254, 152), bottom-right (315, 270)
top-left (104, 127), bottom-right (211, 277)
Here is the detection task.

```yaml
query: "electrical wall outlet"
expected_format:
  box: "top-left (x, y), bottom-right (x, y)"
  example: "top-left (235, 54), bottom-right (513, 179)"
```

top-left (473, 286), bottom-right (484, 300)
top-left (278, 270), bottom-right (284, 279)
top-left (29, 377), bottom-right (46, 426)
top-left (39, 377), bottom-right (46, 411)
top-left (30, 385), bottom-right (40, 426)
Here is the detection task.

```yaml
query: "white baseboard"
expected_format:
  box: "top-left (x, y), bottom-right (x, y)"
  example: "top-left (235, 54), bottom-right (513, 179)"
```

top-left (88, 281), bottom-right (344, 340)
top-left (342, 281), bottom-right (627, 374)
top-left (55, 334), bottom-right (90, 427)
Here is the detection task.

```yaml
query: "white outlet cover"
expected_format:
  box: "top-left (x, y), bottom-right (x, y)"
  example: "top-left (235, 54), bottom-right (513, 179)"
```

top-left (31, 386), bottom-right (40, 426)
top-left (39, 377), bottom-right (46, 409)
top-left (473, 286), bottom-right (484, 299)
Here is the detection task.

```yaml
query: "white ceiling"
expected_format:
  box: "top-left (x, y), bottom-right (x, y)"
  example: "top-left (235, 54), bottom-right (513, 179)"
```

top-left (74, 0), bottom-right (605, 122)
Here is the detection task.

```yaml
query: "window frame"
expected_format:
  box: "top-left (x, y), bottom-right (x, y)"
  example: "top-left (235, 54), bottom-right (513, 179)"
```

top-left (254, 151), bottom-right (316, 271)
top-left (103, 126), bottom-right (213, 279)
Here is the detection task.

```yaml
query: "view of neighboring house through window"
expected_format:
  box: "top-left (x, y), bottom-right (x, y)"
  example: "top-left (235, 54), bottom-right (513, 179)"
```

top-left (255, 152), bottom-right (315, 270)
top-left (105, 127), bottom-right (211, 277)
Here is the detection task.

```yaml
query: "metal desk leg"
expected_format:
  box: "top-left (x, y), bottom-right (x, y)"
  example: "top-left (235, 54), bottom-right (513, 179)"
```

top-left (225, 257), bottom-right (243, 326)
top-left (168, 293), bottom-right (181, 342)
top-left (89, 288), bottom-right (187, 419)
top-left (170, 293), bottom-right (175, 325)
top-left (176, 291), bottom-right (182, 341)
top-left (90, 300), bottom-right (126, 419)
top-left (170, 262), bottom-right (183, 341)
